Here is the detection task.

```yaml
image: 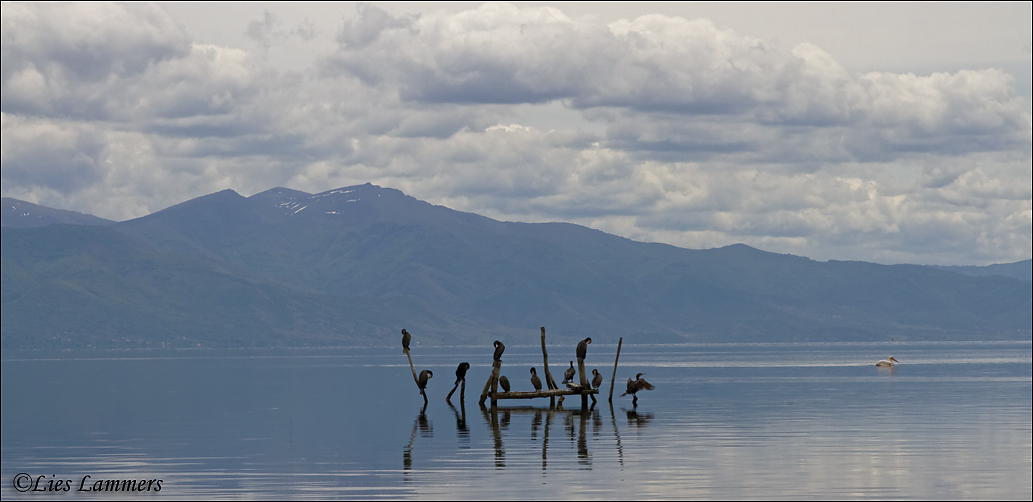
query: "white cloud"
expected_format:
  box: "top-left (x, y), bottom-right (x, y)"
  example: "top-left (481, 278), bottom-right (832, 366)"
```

top-left (0, 2), bottom-right (1029, 265)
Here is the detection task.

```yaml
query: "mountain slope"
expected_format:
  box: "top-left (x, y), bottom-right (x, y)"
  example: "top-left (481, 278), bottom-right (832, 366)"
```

top-left (3, 184), bottom-right (1030, 348)
top-left (2, 197), bottom-right (115, 228)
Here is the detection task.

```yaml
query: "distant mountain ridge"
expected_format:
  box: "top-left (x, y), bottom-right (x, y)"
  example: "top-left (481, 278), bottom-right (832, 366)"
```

top-left (2, 184), bottom-right (1030, 348)
top-left (2, 197), bottom-right (115, 228)
top-left (930, 261), bottom-right (1031, 282)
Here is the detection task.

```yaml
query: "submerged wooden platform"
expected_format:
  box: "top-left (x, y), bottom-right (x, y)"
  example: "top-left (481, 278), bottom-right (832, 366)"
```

top-left (490, 386), bottom-right (598, 400)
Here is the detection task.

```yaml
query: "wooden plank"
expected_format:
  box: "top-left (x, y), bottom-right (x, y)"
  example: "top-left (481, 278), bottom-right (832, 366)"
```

top-left (490, 387), bottom-right (598, 400)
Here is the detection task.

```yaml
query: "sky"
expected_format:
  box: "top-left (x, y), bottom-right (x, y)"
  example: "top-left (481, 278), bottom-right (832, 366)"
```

top-left (2, 2), bottom-right (1030, 266)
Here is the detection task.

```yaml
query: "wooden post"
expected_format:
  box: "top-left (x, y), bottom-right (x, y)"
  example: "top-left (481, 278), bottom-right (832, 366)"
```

top-left (540, 327), bottom-right (558, 390)
top-left (608, 337), bottom-right (623, 403)
top-left (406, 351), bottom-right (419, 386)
top-left (577, 356), bottom-right (589, 410)
top-left (479, 370), bottom-right (493, 407)
top-left (480, 359), bottom-right (502, 407)
top-left (447, 376), bottom-right (467, 404)
top-left (490, 360), bottom-right (501, 408)
top-left (540, 327), bottom-right (557, 408)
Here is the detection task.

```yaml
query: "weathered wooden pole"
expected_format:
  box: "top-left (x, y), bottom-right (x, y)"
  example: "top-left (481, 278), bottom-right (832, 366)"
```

top-left (540, 327), bottom-right (557, 407)
top-left (608, 337), bottom-right (623, 403)
top-left (406, 351), bottom-right (419, 386)
top-left (479, 359), bottom-right (502, 407)
top-left (490, 360), bottom-right (502, 408)
top-left (540, 327), bottom-right (558, 390)
top-left (447, 377), bottom-right (467, 404)
top-left (578, 356), bottom-right (589, 410)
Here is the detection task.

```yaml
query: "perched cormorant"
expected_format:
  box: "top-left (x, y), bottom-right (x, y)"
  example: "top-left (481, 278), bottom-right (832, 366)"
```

top-left (493, 340), bottom-right (506, 361)
top-left (591, 368), bottom-right (603, 390)
top-left (876, 356), bottom-right (899, 367)
top-left (620, 373), bottom-right (654, 398)
top-left (499, 375), bottom-right (511, 393)
top-left (530, 367), bottom-right (543, 392)
top-left (563, 361), bottom-right (576, 384)
top-left (454, 362), bottom-right (471, 384)
top-left (576, 337), bottom-right (592, 360)
top-left (418, 369), bottom-right (433, 394)
top-left (401, 329), bottom-right (411, 353)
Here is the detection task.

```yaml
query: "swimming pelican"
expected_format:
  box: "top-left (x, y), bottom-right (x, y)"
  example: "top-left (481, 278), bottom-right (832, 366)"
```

top-left (876, 356), bottom-right (898, 367)
top-left (563, 361), bottom-right (576, 384)
top-left (493, 340), bottom-right (505, 361)
top-left (530, 367), bottom-right (543, 392)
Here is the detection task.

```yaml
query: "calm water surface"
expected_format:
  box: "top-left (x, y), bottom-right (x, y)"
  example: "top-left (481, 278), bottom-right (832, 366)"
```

top-left (2, 340), bottom-right (1030, 500)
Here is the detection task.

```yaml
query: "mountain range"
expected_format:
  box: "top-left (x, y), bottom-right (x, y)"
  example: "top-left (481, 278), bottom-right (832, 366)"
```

top-left (2, 185), bottom-right (1030, 349)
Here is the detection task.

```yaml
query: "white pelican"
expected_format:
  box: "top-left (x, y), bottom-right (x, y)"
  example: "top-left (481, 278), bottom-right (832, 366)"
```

top-left (875, 356), bottom-right (898, 367)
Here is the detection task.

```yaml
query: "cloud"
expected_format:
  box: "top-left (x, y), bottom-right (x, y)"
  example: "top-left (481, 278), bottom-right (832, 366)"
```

top-left (324, 3), bottom-right (1030, 160)
top-left (1, 3), bottom-right (191, 117)
top-left (0, 114), bottom-right (106, 193)
top-left (0, 2), bottom-right (1029, 265)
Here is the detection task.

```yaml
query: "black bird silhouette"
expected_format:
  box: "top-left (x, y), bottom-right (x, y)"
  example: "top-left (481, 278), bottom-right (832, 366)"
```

top-left (576, 337), bottom-right (592, 360)
top-left (418, 369), bottom-right (433, 394)
top-left (401, 329), bottom-right (411, 353)
top-left (454, 362), bottom-right (470, 385)
top-left (530, 367), bottom-right (542, 392)
top-left (591, 368), bottom-right (603, 390)
top-left (499, 375), bottom-right (511, 393)
top-left (493, 340), bottom-right (506, 361)
top-left (563, 361), bottom-right (576, 384)
top-left (620, 373), bottom-right (654, 404)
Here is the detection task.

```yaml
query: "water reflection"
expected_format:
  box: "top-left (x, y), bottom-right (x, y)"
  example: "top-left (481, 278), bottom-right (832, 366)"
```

top-left (403, 407), bottom-right (432, 480)
top-left (448, 401), bottom-right (470, 448)
top-left (3, 342), bottom-right (1029, 500)
top-left (471, 405), bottom-right (631, 473)
top-left (624, 409), bottom-right (655, 427)
top-left (610, 405), bottom-right (625, 466)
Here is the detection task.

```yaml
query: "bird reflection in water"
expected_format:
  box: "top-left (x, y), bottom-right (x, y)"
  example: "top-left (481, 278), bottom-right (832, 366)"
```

top-left (403, 406), bottom-right (433, 480)
top-left (625, 408), bottom-right (654, 427)
top-left (448, 401), bottom-right (470, 449)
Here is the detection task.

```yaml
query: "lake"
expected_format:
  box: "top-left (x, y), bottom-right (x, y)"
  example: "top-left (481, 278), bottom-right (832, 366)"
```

top-left (2, 340), bottom-right (1030, 500)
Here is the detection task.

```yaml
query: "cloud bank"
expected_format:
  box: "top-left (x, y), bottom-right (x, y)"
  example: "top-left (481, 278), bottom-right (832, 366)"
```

top-left (2, 2), bottom-right (1030, 265)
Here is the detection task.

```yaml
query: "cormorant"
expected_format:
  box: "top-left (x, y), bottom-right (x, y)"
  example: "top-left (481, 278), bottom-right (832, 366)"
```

top-left (401, 329), bottom-right (411, 353)
top-left (493, 340), bottom-right (506, 361)
top-left (576, 337), bottom-right (592, 360)
top-left (530, 367), bottom-right (542, 392)
top-left (454, 362), bottom-right (471, 384)
top-left (418, 369), bottom-right (433, 394)
top-left (620, 373), bottom-right (654, 400)
top-left (563, 361), bottom-right (576, 384)
top-left (499, 375), bottom-right (511, 393)
top-left (591, 368), bottom-right (603, 390)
